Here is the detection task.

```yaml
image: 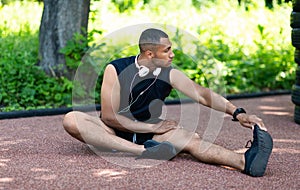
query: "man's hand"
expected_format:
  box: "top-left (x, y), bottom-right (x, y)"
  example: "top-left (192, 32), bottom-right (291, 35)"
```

top-left (152, 120), bottom-right (179, 134)
top-left (236, 114), bottom-right (267, 131)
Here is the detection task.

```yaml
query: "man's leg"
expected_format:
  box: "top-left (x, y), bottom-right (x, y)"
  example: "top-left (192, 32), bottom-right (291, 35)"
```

top-left (62, 111), bottom-right (145, 155)
top-left (153, 128), bottom-right (245, 170)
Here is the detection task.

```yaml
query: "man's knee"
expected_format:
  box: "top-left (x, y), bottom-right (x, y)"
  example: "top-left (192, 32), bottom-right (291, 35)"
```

top-left (63, 111), bottom-right (79, 135)
top-left (169, 128), bottom-right (200, 145)
top-left (62, 111), bottom-right (86, 142)
top-left (177, 128), bottom-right (200, 141)
top-left (176, 129), bottom-right (201, 151)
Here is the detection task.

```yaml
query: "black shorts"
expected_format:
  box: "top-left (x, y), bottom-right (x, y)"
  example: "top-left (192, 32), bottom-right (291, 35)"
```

top-left (114, 129), bottom-right (155, 145)
top-left (113, 118), bottom-right (162, 145)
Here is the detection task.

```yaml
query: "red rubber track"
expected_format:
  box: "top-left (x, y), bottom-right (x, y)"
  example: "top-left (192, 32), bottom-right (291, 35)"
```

top-left (0, 95), bottom-right (299, 189)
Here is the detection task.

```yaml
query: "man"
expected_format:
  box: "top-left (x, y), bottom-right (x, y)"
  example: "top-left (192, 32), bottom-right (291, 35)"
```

top-left (63, 28), bottom-right (273, 177)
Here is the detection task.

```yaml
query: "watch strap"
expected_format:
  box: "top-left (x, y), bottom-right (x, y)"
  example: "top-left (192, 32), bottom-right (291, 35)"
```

top-left (232, 108), bottom-right (246, 121)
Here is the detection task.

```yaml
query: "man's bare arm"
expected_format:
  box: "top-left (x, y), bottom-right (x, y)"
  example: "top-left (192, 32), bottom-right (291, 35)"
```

top-left (170, 68), bottom-right (265, 129)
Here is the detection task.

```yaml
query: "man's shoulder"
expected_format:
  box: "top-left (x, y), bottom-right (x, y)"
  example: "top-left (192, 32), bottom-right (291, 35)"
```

top-left (109, 56), bottom-right (136, 75)
top-left (110, 56), bottom-right (135, 65)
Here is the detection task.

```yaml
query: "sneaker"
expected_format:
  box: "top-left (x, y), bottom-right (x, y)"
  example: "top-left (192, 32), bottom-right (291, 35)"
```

top-left (136, 141), bottom-right (177, 160)
top-left (243, 124), bottom-right (273, 177)
top-left (143, 139), bottom-right (161, 148)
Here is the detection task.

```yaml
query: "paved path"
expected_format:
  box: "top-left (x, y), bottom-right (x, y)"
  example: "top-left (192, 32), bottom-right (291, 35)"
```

top-left (0, 95), bottom-right (299, 189)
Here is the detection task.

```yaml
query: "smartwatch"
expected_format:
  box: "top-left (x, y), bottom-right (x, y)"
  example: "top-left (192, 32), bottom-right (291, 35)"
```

top-left (232, 108), bottom-right (246, 121)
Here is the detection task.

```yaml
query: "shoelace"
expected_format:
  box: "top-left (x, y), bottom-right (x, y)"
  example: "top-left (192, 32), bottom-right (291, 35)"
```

top-left (245, 140), bottom-right (252, 148)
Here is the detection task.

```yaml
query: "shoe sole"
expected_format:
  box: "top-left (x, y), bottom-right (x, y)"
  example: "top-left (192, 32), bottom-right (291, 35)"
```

top-left (248, 130), bottom-right (273, 177)
top-left (136, 141), bottom-right (177, 160)
top-left (156, 142), bottom-right (177, 160)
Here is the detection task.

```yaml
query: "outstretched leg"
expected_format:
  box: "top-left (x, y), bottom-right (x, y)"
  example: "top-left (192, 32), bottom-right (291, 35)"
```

top-left (62, 111), bottom-right (145, 155)
top-left (153, 128), bottom-right (245, 170)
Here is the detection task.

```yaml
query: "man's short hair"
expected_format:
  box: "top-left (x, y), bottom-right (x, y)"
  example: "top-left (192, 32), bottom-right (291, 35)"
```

top-left (139, 28), bottom-right (169, 52)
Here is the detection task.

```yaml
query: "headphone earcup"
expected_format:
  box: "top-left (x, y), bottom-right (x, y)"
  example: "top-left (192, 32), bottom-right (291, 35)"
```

top-left (153, 68), bottom-right (161, 76)
top-left (138, 66), bottom-right (149, 77)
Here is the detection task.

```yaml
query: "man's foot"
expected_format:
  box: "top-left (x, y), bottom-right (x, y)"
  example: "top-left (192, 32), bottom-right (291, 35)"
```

top-left (243, 124), bottom-right (273, 177)
top-left (136, 141), bottom-right (177, 160)
top-left (143, 139), bottom-right (161, 148)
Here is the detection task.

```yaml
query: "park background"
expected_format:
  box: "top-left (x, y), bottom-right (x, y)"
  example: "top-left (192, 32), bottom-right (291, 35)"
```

top-left (0, 0), bottom-right (296, 112)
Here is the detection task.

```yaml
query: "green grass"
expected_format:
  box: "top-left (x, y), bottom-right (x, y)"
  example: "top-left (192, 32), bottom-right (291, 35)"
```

top-left (0, 0), bottom-right (296, 111)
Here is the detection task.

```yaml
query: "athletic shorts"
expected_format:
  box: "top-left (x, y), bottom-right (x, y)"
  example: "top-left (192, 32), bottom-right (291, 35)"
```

top-left (114, 129), bottom-right (154, 145)
top-left (113, 118), bottom-right (162, 145)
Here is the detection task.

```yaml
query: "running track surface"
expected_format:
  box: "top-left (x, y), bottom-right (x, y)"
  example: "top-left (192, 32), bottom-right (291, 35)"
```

top-left (0, 95), bottom-right (299, 189)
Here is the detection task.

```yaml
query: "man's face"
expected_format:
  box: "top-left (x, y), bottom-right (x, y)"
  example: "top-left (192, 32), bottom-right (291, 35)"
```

top-left (152, 37), bottom-right (175, 68)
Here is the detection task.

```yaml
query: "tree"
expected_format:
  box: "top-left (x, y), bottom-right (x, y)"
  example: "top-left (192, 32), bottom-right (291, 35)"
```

top-left (38, 0), bottom-right (90, 78)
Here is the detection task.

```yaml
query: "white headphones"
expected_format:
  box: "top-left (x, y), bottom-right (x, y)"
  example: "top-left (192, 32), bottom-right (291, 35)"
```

top-left (118, 56), bottom-right (161, 114)
top-left (135, 55), bottom-right (161, 77)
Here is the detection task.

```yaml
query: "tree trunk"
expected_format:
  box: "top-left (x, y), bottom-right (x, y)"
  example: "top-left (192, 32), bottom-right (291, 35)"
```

top-left (38, 0), bottom-right (90, 78)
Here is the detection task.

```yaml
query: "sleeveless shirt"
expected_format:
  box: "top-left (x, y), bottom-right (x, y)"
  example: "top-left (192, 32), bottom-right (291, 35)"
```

top-left (110, 56), bottom-right (173, 123)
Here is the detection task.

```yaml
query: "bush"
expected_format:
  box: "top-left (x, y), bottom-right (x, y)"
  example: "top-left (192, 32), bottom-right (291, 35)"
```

top-left (0, 29), bottom-right (73, 111)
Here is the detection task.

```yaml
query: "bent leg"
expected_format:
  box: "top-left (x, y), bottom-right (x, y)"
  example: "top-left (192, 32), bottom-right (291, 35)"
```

top-left (62, 111), bottom-right (145, 155)
top-left (153, 128), bottom-right (245, 171)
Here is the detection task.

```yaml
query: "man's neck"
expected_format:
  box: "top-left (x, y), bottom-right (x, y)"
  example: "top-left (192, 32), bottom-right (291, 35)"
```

top-left (137, 54), bottom-right (156, 71)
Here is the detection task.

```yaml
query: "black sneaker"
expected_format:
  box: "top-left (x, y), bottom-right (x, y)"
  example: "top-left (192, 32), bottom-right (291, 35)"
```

top-left (143, 139), bottom-right (161, 148)
top-left (136, 141), bottom-right (177, 160)
top-left (243, 124), bottom-right (273, 177)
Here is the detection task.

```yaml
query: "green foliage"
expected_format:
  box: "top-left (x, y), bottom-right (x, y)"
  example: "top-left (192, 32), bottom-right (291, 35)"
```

top-left (0, 30), bottom-right (72, 111)
top-left (197, 22), bottom-right (295, 94)
top-left (0, 0), bottom-right (296, 111)
top-left (0, 1), bottom-right (72, 111)
top-left (59, 29), bottom-right (103, 70)
top-left (0, 0), bottom-right (42, 6)
top-left (59, 32), bottom-right (88, 70)
top-left (111, 0), bottom-right (149, 12)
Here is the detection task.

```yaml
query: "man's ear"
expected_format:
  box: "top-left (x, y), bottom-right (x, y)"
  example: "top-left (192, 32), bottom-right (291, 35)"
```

top-left (145, 49), bottom-right (154, 58)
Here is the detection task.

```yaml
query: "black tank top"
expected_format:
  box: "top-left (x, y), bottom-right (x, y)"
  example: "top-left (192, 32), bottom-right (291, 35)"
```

top-left (110, 56), bottom-right (172, 123)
